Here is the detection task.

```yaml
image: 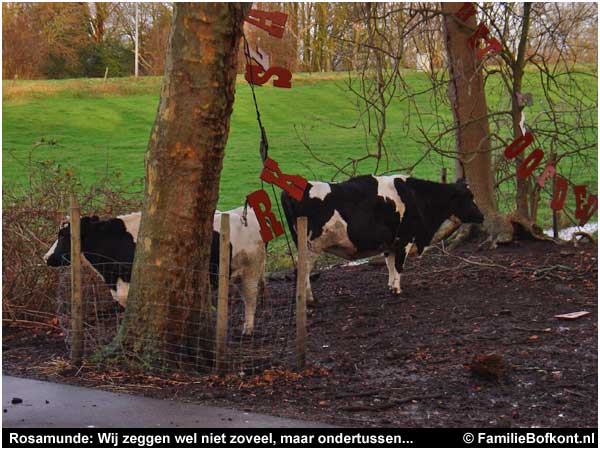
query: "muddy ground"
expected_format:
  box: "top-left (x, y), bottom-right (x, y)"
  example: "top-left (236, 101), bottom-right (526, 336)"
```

top-left (3, 240), bottom-right (597, 427)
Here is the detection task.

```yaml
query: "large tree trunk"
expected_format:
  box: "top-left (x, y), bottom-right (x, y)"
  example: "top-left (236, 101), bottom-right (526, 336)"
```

top-left (442, 2), bottom-right (514, 244)
top-left (117, 3), bottom-right (250, 370)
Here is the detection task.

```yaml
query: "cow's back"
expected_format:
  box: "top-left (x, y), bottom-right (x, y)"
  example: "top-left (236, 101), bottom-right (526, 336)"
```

top-left (282, 175), bottom-right (411, 257)
top-left (214, 207), bottom-right (266, 281)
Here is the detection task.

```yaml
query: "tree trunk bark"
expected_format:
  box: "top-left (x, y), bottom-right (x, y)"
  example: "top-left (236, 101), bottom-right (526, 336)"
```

top-left (117, 3), bottom-right (250, 370)
top-left (442, 2), bottom-right (513, 244)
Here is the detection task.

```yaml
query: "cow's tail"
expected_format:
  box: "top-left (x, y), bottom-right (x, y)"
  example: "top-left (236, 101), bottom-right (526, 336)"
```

top-left (280, 190), bottom-right (299, 246)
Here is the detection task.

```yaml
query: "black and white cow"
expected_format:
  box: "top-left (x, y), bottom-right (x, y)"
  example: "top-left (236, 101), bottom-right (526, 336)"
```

top-left (44, 207), bottom-right (266, 335)
top-left (281, 175), bottom-right (484, 300)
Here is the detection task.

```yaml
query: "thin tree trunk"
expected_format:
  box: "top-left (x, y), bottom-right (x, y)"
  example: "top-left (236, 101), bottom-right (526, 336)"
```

top-left (118, 3), bottom-right (250, 370)
top-left (442, 2), bottom-right (513, 243)
top-left (302, 3), bottom-right (312, 71)
top-left (289, 2), bottom-right (299, 72)
top-left (512, 3), bottom-right (532, 219)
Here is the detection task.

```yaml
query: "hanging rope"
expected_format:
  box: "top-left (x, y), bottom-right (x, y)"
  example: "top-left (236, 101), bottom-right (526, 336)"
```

top-left (243, 36), bottom-right (269, 163)
top-left (241, 33), bottom-right (297, 270)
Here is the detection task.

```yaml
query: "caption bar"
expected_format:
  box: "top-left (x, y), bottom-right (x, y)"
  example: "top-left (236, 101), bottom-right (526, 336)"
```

top-left (4, 428), bottom-right (597, 448)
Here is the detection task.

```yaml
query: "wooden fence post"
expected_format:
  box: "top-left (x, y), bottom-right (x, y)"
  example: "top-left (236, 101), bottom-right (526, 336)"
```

top-left (295, 216), bottom-right (308, 369)
top-left (215, 213), bottom-right (230, 373)
top-left (69, 193), bottom-right (83, 366)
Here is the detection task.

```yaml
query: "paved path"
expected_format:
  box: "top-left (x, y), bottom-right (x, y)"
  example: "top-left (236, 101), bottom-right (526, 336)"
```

top-left (3, 376), bottom-right (332, 428)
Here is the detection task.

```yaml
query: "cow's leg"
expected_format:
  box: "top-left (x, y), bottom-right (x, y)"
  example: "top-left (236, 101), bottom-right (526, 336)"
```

top-left (305, 249), bottom-right (319, 303)
top-left (240, 275), bottom-right (259, 336)
top-left (391, 241), bottom-right (412, 295)
top-left (239, 244), bottom-right (267, 336)
top-left (384, 252), bottom-right (397, 291)
top-left (259, 274), bottom-right (267, 300)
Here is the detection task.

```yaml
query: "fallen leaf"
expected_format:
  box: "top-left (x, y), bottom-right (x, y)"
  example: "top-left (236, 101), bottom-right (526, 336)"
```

top-left (554, 311), bottom-right (590, 320)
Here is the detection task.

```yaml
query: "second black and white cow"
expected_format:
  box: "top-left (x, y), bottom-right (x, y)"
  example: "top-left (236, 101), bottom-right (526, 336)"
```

top-left (281, 175), bottom-right (484, 300)
top-left (44, 207), bottom-right (266, 335)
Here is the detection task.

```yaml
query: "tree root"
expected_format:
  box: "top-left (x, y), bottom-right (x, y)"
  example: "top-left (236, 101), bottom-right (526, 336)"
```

top-left (572, 231), bottom-right (596, 246)
top-left (445, 212), bottom-right (554, 251)
top-left (446, 223), bottom-right (487, 251)
top-left (508, 213), bottom-right (553, 242)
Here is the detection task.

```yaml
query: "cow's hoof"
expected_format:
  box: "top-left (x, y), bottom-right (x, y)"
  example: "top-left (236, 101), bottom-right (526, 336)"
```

top-left (241, 328), bottom-right (254, 338)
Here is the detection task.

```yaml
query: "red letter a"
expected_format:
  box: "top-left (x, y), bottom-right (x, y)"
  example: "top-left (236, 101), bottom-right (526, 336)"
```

top-left (260, 158), bottom-right (308, 201)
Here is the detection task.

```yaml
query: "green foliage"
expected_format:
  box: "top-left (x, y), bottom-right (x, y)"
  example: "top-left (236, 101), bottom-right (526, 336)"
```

top-left (40, 54), bottom-right (77, 79)
top-left (39, 38), bottom-right (134, 79)
top-left (79, 39), bottom-right (134, 78)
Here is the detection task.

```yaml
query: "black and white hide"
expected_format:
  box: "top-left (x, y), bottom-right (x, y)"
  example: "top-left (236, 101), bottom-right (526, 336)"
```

top-left (281, 175), bottom-right (484, 300)
top-left (44, 207), bottom-right (266, 335)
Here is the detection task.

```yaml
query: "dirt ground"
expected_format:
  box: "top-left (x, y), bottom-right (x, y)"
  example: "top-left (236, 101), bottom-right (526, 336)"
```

top-left (3, 240), bottom-right (597, 427)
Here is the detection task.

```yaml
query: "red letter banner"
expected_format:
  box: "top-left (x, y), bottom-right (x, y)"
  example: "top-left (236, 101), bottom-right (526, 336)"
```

top-left (551, 176), bottom-right (568, 211)
top-left (476, 37), bottom-right (502, 59)
top-left (246, 189), bottom-right (285, 242)
top-left (573, 185), bottom-right (598, 226)
top-left (455, 3), bottom-right (476, 22)
top-left (245, 9), bottom-right (288, 38)
top-left (536, 162), bottom-right (556, 187)
top-left (517, 148), bottom-right (544, 179)
top-left (467, 23), bottom-right (490, 48)
top-left (245, 65), bottom-right (292, 88)
top-left (260, 158), bottom-right (308, 201)
top-left (504, 131), bottom-right (534, 159)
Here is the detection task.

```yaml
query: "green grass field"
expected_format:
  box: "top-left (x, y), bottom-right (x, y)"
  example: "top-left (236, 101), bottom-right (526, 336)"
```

top-left (3, 70), bottom-right (597, 230)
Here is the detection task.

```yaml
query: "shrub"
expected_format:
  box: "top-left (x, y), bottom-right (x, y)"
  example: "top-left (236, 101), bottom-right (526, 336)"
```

top-left (2, 142), bottom-right (143, 323)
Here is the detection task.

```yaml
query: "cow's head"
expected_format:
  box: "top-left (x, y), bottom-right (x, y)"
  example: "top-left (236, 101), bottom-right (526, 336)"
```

top-left (450, 181), bottom-right (484, 224)
top-left (45, 215), bottom-right (135, 307)
top-left (44, 216), bottom-right (101, 266)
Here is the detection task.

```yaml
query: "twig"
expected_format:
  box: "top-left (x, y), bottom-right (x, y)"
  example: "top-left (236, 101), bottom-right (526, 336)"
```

top-left (339, 392), bottom-right (445, 412)
top-left (513, 326), bottom-right (552, 333)
top-left (2, 318), bottom-right (61, 330)
top-left (334, 389), bottom-right (382, 400)
top-left (438, 247), bottom-right (512, 270)
top-left (533, 264), bottom-right (573, 275)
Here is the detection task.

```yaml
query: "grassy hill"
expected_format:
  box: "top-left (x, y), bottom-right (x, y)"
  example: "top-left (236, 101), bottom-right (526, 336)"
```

top-left (3, 71), bottom-right (597, 228)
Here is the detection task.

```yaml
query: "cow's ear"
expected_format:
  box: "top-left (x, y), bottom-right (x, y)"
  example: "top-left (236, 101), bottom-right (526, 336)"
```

top-left (99, 218), bottom-right (127, 235)
top-left (453, 179), bottom-right (472, 195)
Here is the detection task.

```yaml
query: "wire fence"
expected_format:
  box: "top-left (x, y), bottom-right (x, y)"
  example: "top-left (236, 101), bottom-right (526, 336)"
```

top-left (52, 260), bottom-right (299, 375)
top-left (13, 223), bottom-right (590, 380)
